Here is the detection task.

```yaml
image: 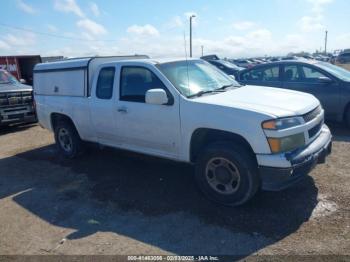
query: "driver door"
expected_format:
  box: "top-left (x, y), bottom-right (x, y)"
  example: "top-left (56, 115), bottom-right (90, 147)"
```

top-left (115, 64), bottom-right (180, 159)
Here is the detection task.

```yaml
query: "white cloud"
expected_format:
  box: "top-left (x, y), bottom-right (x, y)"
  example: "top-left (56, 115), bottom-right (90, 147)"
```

top-left (89, 2), bottom-right (100, 17)
top-left (335, 33), bottom-right (350, 49)
top-left (299, 15), bottom-right (324, 32)
top-left (232, 21), bottom-right (256, 31)
top-left (307, 0), bottom-right (334, 13)
top-left (127, 24), bottom-right (160, 37)
top-left (47, 24), bottom-right (58, 33)
top-left (298, 0), bottom-right (334, 33)
top-left (77, 19), bottom-right (107, 36)
top-left (246, 29), bottom-right (272, 40)
top-left (0, 40), bottom-right (10, 50)
top-left (163, 16), bottom-right (184, 31)
top-left (54, 0), bottom-right (84, 17)
top-left (3, 32), bottom-right (36, 46)
top-left (17, 0), bottom-right (37, 14)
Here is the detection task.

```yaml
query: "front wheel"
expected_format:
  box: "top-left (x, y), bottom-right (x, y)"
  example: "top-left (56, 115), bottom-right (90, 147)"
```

top-left (195, 142), bottom-right (260, 206)
top-left (54, 120), bottom-right (84, 158)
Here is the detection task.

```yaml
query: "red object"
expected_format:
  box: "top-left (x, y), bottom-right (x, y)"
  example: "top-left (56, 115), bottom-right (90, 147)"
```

top-left (0, 55), bottom-right (41, 85)
top-left (0, 56), bottom-right (21, 79)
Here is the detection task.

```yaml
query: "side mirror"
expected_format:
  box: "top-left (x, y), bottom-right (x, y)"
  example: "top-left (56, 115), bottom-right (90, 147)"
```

top-left (20, 79), bottom-right (27, 84)
top-left (318, 76), bottom-right (333, 83)
top-left (145, 89), bottom-right (169, 105)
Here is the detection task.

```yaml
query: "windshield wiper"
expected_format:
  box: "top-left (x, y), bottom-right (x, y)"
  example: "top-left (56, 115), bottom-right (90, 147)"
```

top-left (188, 89), bottom-right (224, 98)
top-left (216, 84), bottom-right (234, 91)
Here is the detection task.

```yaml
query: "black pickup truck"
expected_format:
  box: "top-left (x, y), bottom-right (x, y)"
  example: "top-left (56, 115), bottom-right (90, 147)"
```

top-left (0, 69), bottom-right (36, 127)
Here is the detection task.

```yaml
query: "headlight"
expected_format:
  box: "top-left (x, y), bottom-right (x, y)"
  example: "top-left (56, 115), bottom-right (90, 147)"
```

top-left (267, 133), bottom-right (305, 153)
top-left (262, 117), bottom-right (303, 130)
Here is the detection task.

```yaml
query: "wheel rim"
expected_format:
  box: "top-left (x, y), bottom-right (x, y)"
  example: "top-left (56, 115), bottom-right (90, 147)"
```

top-left (58, 128), bottom-right (73, 153)
top-left (205, 157), bottom-right (241, 195)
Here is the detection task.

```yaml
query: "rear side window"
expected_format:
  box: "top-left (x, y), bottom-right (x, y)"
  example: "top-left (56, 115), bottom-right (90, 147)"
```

top-left (120, 66), bottom-right (167, 103)
top-left (284, 65), bottom-right (300, 81)
top-left (96, 67), bottom-right (115, 99)
top-left (241, 66), bottom-right (280, 81)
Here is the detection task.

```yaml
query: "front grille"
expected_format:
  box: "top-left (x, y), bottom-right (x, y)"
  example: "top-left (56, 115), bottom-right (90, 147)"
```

top-left (0, 91), bottom-right (33, 107)
top-left (303, 106), bottom-right (322, 123)
top-left (308, 121), bottom-right (323, 138)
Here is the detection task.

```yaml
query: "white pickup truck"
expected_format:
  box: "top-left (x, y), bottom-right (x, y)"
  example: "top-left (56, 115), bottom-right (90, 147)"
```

top-left (34, 56), bottom-right (332, 206)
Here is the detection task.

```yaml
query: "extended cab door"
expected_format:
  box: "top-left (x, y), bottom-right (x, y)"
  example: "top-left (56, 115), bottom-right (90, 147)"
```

top-left (114, 64), bottom-right (181, 159)
top-left (281, 63), bottom-right (341, 119)
top-left (239, 64), bottom-right (282, 88)
top-left (89, 66), bottom-right (118, 144)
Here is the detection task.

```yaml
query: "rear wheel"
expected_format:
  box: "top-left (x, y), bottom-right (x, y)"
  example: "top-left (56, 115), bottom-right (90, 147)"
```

top-left (195, 142), bottom-right (260, 206)
top-left (54, 120), bottom-right (84, 158)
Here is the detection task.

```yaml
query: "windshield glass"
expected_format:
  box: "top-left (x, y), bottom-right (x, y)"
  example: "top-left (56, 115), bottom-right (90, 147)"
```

top-left (0, 70), bottom-right (19, 84)
top-left (157, 60), bottom-right (241, 97)
top-left (316, 62), bottom-right (350, 82)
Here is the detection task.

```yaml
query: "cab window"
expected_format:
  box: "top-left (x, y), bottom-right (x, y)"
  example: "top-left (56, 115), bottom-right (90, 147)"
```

top-left (96, 67), bottom-right (115, 99)
top-left (120, 66), bottom-right (167, 103)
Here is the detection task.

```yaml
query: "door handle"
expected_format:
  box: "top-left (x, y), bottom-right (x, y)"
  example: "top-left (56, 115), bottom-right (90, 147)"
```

top-left (117, 106), bottom-right (128, 113)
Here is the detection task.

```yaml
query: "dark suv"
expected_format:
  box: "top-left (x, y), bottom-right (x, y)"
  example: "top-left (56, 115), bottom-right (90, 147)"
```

top-left (337, 52), bottom-right (350, 64)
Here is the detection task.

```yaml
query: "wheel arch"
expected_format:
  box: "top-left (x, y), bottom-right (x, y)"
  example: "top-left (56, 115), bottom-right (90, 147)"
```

top-left (50, 113), bottom-right (81, 138)
top-left (189, 128), bottom-right (256, 163)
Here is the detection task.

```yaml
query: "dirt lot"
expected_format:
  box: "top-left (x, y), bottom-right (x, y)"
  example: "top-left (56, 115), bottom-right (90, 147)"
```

top-left (0, 123), bottom-right (349, 257)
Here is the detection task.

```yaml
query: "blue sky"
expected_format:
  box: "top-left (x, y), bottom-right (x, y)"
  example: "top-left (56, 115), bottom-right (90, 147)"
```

top-left (0, 0), bottom-right (349, 58)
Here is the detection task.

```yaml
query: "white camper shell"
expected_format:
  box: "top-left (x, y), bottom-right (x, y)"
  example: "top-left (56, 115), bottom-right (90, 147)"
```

top-left (33, 55), bottom-right (149, 97)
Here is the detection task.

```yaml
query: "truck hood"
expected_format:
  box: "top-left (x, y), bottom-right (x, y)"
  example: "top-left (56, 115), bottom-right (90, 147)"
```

top-left (194, 85), bottom-right (320, 118)
top-left (0, 82), bottom-right (32, 93)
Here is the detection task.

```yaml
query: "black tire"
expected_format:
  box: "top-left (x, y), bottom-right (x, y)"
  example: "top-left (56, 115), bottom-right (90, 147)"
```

top-left (195, 142), bottom-right (260, 206)
top-left (54, 120), bottom-right (84, 158)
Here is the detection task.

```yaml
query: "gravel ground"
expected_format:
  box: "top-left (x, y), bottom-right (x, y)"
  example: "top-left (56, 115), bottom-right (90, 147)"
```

top-left (0, 123), bottom-right (349, 257)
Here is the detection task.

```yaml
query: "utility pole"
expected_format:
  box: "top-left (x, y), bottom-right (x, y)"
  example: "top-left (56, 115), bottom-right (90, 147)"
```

top-left (324, 30), bottom-right (328, 54)
top-left (201, 45), bottom-right (204, 57)
top-left (189, 15), bottom-right (196, 57)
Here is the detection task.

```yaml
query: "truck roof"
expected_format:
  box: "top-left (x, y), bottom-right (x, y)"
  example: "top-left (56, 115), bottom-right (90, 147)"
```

top-left (34, 56), bottom-right (199, 72)
top-left (34, 55), bottom-right (151, 72)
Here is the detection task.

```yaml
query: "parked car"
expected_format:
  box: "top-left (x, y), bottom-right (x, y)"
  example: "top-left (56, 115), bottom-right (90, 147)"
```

top-left (0, 69), bottom-right (36, 126)
top-left (232, 59), bottom-right (255, 68)
top-left (204, 59), bottom-right (244, 78)
top-left (336, 52), bottom-right (350, 64)
top-left (34, 57), bottom-right (332, 206)
top-left (268, 57), bottom-right (281, 62)
top-left (237, 60), bottom-right (350, 126)
top-left (314, 55), bottom-right (330, 62)
top-left (281, 56), bottom-right (299, 61)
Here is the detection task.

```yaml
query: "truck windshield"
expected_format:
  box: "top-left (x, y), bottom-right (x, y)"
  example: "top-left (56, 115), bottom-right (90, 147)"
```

top-left (157, 60), bottom-right (241, 97)
top-left (0, 70), bottom-right (19, 84)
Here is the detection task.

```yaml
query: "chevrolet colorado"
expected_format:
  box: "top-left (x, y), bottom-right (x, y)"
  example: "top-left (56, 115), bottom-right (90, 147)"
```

top-left (33, 57), bottom-right (332, 205)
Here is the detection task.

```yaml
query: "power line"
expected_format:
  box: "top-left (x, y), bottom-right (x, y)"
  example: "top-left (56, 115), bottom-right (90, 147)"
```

top-left (0, 23), bottom-right (117, 42)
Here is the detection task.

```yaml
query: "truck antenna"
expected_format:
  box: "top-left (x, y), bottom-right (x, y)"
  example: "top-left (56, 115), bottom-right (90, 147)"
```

top-left (184, 31), bottom-right (190, 96)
